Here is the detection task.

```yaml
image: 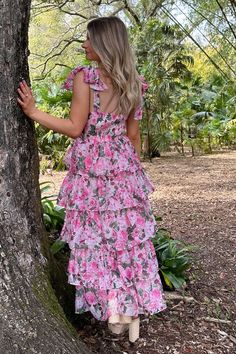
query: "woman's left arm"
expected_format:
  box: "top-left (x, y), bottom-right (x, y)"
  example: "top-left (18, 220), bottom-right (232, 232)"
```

top-left (17, 71), bottom-right (90, 139)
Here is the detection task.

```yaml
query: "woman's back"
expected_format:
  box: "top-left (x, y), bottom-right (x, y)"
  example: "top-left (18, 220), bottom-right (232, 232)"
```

top-left (62, 65), bottom-right (147, 138)
top-left (90, 68), bottom-right (119, 115)
top-left (60, 65), bottom-right (145, 181)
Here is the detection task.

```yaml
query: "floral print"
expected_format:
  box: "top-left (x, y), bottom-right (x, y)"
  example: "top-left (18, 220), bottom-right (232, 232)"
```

top-left (57, 65), bottom-right (167, 321)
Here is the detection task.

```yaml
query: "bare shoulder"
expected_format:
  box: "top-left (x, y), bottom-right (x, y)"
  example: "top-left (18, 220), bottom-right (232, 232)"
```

top-left (73, 69), bottom-right (86, 86)
top-left (72, 70), bottom-right (90, 96)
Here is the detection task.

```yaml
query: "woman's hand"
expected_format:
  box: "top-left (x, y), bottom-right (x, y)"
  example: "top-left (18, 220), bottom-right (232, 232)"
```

top-left (17, 80), bottom-right (37, 118)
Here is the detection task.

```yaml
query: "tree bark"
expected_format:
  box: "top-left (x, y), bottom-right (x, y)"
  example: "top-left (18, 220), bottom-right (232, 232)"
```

top-left (0, 1), bottom-right (92, 353)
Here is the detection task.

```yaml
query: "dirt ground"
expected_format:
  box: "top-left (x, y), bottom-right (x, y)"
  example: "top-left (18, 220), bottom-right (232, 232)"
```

top-left (40, 149), bottom-right (236, 354)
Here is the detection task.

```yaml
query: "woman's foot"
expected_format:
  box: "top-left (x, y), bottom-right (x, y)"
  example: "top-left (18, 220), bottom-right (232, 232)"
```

top-left (107, 314), bottom-right (140, 340)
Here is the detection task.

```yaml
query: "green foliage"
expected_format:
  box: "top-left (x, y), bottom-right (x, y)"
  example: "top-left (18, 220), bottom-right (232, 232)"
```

top-left (50, 239), bottom-right (67, 256)
top-left (42, 198), bottom-right (65, 231)
top-left (33, 77), bottom-right (72, 170)
top-left (40, 181), bottom-right (65, 232)
top-left (131, 18), bottom-right (195, 156)
top-left (169, 72), bottom-right (236, 154)
top-left (152, 216), bottom-right (197, 290)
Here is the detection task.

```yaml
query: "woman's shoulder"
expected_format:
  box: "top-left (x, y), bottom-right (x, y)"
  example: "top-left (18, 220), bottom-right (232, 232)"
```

top-left (62, 65), bottom-right (106, 91)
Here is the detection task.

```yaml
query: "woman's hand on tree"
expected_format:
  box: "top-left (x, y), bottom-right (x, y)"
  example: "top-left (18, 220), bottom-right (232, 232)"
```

top-left (17, 80), bottom-right (37, 118)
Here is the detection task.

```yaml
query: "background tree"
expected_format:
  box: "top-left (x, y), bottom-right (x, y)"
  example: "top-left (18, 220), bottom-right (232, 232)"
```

top-left (0, 1), bottom-right (91, 352)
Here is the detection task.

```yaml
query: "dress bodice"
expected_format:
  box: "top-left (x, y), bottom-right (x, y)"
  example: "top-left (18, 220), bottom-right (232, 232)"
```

top-left (61, 65), bottom-right (148, 176)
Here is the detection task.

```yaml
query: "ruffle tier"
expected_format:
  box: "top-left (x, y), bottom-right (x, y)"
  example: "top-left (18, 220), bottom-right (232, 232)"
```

top-left (62, 134), bottom-right (144, 177)
top-left (57, 168), bottom-right (155, 212)
top-left (74, 277), bottom-right (167, 321)
top-left (58, 205), bottom-right (157, 251)
top-left (57, 134), bottom-right (156, 212)
top-left (68, 240), bottom-right (167, 321)
top-left (68, 239), bottom-right (159, 289)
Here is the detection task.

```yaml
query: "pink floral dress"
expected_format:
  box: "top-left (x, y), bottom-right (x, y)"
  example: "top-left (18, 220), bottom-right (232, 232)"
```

top-left (57, 65), bottom-right (167, 321)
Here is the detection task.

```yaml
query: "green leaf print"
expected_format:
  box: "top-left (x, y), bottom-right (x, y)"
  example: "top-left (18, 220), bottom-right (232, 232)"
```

top-left (138, 288), bottom-right (144, 296)
top-left (125, 294), bottom-right (133, 301)
top-left (122, 262), bottom-right (130, 269)
top-left (133, 193), bottom-right (143, 203)
top-left (93, 188), bottom-right (99, 197)
top-left (112, 270), bottom-right (120, 277)
top-left (98, 145), bottom-right (105, 157)
top-left (99, 197), bottom-right (106, 206)
top-left (77, 156), bottom-right (85, 169)
top-left (76, 288), bottom-right (84, 296)
top-left (89, 125), bottom-right (97, 136)
top-left (109, 221), bottom-right (120, 231)
top-left (89, 171), bottom-right (96, 177)
top-left (127, 225), bottom-right (136, 240)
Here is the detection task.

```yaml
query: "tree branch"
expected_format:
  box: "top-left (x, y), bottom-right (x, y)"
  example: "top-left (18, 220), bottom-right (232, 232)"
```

top-left (149, 1), bottom-right (165, 17)
top-left (31, 0), bottom-right (89, 19)
top-left (109, 6), bottom-right (125, 16)
top-left (175, 3), bottom-right (236, 76)
top-left (34, 63), bottom-right (73, 81)
top-left (181, 0), bottom-right (236, 51)
top-left (123, 0), bottom-right (141, 27)
top-left (31, 36), bottom-right (84, 59)
top-left (161, 6), bottom-right (230, 80)
top-left (215, 0), bottom-right (236, 40)
top-left (32, 39), bottom-right (84, 75)
top-left (229, 0), bottom-right (236, 17)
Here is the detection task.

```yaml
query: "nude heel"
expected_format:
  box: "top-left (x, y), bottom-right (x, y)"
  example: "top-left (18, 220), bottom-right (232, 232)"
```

top-left (108, 322), bottom-right (129, 334)
top-left (108, 314), bottom-right (130, 334)
top-left (129, 316), bottom-right (140, 343)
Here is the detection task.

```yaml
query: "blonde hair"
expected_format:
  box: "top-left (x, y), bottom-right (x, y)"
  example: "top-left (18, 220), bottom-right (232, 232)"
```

top-left (87, 16), bottom-right (142, 116)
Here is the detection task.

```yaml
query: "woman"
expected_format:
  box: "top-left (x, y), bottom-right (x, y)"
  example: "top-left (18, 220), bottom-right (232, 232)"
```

top-left (17, 16), bottom-right (167, 344)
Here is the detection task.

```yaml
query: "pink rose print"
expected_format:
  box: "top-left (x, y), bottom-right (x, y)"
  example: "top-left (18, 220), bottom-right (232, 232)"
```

top-left (86, 291), bottom-right (97, 305)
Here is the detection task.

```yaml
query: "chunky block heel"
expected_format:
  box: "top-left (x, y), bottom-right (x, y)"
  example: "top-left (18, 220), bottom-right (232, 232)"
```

top-left (108, 322), bottom-right (129, 334)
top-left (129, 316), bottom-right (140, 343)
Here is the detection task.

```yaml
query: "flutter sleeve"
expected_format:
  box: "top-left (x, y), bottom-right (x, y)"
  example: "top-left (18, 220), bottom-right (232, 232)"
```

top-left (62, 65), bottom-right (108, 92)
top-left (61, 65), bottom-right (91, 91)
top-left (133, 75), bottom-right (149, 120)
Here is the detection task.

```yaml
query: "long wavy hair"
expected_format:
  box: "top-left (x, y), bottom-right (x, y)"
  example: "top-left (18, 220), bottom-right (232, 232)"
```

top-left (87, 16), bottom-right (142, 116)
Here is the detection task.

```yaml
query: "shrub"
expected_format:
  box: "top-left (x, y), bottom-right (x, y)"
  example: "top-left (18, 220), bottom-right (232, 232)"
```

top-left (40, 181), bottom-right (65, 231)
top-left (152, 215), bottom-right (197, 290)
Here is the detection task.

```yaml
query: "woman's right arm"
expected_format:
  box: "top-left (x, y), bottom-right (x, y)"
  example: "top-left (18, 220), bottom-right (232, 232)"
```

top-left (126, 109), bottom-right (141, 160)
top-left (17, 71), bottom-right (89, 139)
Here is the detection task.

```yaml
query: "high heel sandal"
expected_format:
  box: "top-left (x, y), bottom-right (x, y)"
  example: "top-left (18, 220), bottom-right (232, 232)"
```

top-left (108, 322), bottom-right (129, 335)
top-left (107, 314), bottom-right (140, 341)
top-left (108, 314), bottom-right (131, 335)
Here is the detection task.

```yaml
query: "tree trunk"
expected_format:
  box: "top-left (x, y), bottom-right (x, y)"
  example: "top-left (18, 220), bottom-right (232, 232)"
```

top-left (180, 123), bottom-right (185, 156)
top-left (144, 104), bottom-right (152, 162)
top-left (191, 141), bottom-right (195, 157)
top-left (0, 1), bottom-right (91, 353)
top-left (207, 133), bottom-right (212, 153)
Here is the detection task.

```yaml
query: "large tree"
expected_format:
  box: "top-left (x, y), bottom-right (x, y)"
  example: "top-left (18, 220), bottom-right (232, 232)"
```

top-left (0, 1), bottom-right (91, 352)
